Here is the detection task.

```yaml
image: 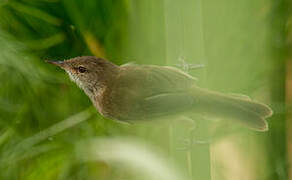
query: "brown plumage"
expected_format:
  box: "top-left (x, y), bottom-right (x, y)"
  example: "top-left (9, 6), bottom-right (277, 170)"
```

top-left (47, 56), bottom-right (273, 131)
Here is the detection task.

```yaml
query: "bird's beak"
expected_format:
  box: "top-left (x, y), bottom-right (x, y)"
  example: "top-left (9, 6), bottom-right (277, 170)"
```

top-left (46, 60), bottom-right (65, 68)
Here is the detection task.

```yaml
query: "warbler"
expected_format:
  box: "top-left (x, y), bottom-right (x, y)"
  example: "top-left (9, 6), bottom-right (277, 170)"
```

top-left (47, 56), bottom-right (273, 131)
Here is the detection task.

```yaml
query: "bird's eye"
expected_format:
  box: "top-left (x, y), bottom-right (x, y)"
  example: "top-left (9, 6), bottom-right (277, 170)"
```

top-left (78, 66), bottom-right (87, 73)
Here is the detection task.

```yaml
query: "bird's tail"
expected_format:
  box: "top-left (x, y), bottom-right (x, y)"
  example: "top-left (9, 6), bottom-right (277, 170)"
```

top-left (191, 87), bottom-right (273, 131)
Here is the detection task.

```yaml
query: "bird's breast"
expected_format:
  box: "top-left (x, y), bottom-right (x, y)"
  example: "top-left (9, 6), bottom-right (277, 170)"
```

top-left (92, 86), bottom-right (120, 120)
top-left (92, 87), bottom-right (110, 117)
top-left (92, 84), bottom-right (143, 121)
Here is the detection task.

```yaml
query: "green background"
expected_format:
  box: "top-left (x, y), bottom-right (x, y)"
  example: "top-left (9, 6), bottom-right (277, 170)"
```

top-left (0, 0), bottom-right (287, 179)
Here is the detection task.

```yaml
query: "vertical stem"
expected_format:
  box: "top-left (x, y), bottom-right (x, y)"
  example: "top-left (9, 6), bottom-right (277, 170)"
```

top-left (163, 0), bottom-right (211, 178)
top-left (285, 1), bottom-right (292, 179)
top-left (286, 60), bottom-right (292, 180)
top-left (187, 151), bottom-right (193, 179)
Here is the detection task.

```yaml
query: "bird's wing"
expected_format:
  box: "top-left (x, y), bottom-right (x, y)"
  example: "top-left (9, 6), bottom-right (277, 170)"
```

top-left (118, 64), bottom-right (196, 95)
top-left (112, 64), bottom-right (197, 119)
top-left (141, 92), bottom-right (195, 117)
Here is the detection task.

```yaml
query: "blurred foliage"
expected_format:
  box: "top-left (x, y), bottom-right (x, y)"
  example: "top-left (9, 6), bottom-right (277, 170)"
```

top-left (0, 0), bottom-right (130, 134)
top-left (0, 0), bottom-right (130, 179)
top-left (0, 0), bottom-right (288, 180)
top-left (0, 0), bottom-right (128, 60)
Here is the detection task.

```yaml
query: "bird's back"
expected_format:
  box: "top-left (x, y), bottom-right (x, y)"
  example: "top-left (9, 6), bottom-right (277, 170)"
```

top-left (101, 64), bottom-right (197, 120)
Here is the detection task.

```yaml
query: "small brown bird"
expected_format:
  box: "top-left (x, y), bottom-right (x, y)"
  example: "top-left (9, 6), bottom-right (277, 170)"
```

top-left (47, 56), bottom-right (273, 131)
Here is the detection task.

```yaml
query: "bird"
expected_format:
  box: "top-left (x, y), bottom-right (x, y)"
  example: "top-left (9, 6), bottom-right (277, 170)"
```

top-left (47, 56), bottom-right (273, 131)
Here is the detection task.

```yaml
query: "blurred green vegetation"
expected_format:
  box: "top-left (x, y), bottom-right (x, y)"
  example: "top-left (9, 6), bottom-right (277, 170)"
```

top-left (0, 0), bottom-right (288, 180)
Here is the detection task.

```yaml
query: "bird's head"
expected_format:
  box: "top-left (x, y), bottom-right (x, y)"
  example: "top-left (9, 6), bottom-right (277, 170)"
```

top-left (47, 56), bottom-right (118, 98)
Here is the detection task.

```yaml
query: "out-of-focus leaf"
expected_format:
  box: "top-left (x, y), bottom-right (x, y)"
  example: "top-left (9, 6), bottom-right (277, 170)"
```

top-left (8, 1), bottom-right (62, 26)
